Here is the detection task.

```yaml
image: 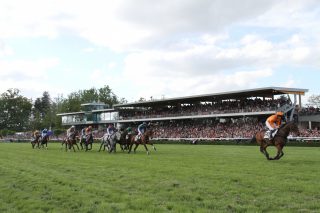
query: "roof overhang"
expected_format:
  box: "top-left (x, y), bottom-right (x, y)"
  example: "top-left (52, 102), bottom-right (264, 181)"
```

top-left (56, 112), bottom-right (85, 116)
top-left (114, 87), bottom-right (308, 108)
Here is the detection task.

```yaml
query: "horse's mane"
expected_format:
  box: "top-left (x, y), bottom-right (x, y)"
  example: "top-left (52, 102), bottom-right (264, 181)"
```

top-left (279, 120), bottom-right (294, 129)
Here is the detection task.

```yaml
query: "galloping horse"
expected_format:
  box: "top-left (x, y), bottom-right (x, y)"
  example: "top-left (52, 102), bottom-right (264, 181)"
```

top-left (128, 129), bottom-right (156, 155)
top-left (31, 134), bottom-right (41, 149)
top-left (99, 132), bottom-right (122, 153)
top-left (251, 121), bottom-right (299, 160)
top-left (63, 132), bottom-right (80, 152)
top-left (39, 135), bottom-right (49, 149)
top-left (117, 131), bottom-right (130, 151)
top-left (77, 132), bottom-right (93, 151)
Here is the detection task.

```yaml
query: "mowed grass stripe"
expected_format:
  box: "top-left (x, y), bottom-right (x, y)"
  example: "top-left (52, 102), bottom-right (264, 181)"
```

top-left (0, 143), bottom-right (319, 212)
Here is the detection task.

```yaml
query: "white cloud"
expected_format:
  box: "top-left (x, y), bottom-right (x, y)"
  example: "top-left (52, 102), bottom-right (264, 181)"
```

top-left (0, 58), bottom-right (60, 98)
top-left (0, 40), bottom-right (14, 57)
top-left (0, 0), bottom-right (277, 50)
top-left (0, 0), bottom-right (319, 100)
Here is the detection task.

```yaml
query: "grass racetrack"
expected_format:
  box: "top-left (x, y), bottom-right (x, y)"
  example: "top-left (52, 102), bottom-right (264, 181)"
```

top-left (0, 143), bottom-right (320, 212)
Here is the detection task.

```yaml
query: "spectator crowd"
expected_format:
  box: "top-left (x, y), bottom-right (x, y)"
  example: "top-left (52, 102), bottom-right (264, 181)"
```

top-left (152, 119), bottom-right (320, 139)
top-left (119, 98), bottom-right (291, 120)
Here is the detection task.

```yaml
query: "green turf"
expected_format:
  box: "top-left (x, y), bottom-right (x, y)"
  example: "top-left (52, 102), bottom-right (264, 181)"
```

top-left (0, 143), bottom-right (319, 213)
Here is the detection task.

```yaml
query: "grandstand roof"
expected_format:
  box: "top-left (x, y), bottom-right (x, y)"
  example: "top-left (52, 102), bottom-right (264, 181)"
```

top-left (114, 87), bottom-right (308, 108)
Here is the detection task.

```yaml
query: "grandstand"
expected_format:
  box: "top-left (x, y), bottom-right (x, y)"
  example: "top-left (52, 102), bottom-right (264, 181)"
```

top-left (57, 87), bottom-right (314, 140)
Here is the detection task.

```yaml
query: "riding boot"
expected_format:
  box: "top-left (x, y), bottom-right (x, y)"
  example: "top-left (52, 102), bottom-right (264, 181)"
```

top-left (269, 130), bottom-right (275, 140)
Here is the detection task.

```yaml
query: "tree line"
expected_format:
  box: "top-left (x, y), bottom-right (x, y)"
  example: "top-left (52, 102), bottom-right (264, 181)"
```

top-left (0, 85), bottom-right (125, 136)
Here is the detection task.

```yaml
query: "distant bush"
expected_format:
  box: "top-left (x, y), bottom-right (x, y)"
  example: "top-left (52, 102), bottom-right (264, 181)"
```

top-left (53, 129), bottom-right (65, 136)
top-left (0, 129), bottom-right (16, 137)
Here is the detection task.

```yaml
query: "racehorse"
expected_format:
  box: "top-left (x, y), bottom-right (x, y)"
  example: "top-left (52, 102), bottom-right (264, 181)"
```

top-left (251, 121), bottom-right (299, 160)
top-left (128, 129), bottom-right (156, 155)
top-left (79, 134), bottom-right (87, 150)
top-left (117, 130), bottom-right (130, 151)
top-left (63, 132), bottom-right (80, 152)
top-left (83, 133), bottom-right (93, 151)
top-left (98, 132), bottom-right (122, 153)
top-left (31, 134), bottom-right (41, 149)
top-left (39, 135), bottom-right (49, 149)
top-left (99, 133), bottom-right (111, 152)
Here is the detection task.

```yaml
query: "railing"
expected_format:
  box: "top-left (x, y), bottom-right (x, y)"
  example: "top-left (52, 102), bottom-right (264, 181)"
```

top-left (278, 104), bottom-right (294, 113)
top-left (1, 137), bottom-right (320, 143)
top-left (151, 137), bottom-right (320, 141)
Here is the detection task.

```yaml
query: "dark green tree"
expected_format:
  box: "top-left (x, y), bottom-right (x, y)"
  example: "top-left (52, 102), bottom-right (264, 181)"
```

top-left (98, 85), bottom-right (119, 106)
top-left (31, 91), bottom-right (54, 130)
top-left (0, 89), bottom-right (32, 131)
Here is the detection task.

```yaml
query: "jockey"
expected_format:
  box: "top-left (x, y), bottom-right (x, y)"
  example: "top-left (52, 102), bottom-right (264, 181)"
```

top-left (67, 125), bottom-right (76, 140)
top-left (107, 124), bottom-right (116, 136)
top-left (85, 126), bottom-right (93, 144)
top-left (32, 130), bottom-right (41, 141)
top-left (136, 122), bottom-right (148, 141)
top-left (105, 124), bottom-right (116, 142)
top-left (265, 111), bottom-right (284, 139)
top-left (41, 128), bottom-right (48, 138)
top-left (126, 127), bottom-right (133, 135)
top-left (33, 130), bottom-right (40, 138)
top-left (80, 127), bottom-right (86, 140)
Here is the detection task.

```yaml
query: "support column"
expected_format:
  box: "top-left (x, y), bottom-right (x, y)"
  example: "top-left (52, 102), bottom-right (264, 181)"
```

top-left (299, 94), bottom-right (302, 108)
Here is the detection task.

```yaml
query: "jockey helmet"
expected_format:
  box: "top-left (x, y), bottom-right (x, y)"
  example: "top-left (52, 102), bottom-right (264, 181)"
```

top-left (71, 125), bottom-right (75, 129)
top-left (88, 126), bottom-right (92, 129)
top-left (276, 112), bottom-right (284, 116)
top-left (43, 128), bottom-right (47, 132)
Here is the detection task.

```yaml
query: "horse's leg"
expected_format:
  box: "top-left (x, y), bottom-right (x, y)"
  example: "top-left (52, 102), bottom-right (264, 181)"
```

top-left (98, 141), bottom-right (103, 152)
top-left (128, 143), bottom-right (133, 154)
top-left (80, 141), bottom-right (83, 150)
top-left (119, 143), bottom-right (124, 152)
top-left (75, 143), bottom-right (80, 150)
top-left (89, 142), bottom-right (92, 150)
top-left (108, 141), bottom-right (113, 153)
top-left (85, 140), bottom-right (88, 151)
top-left (61, 141), bottom-right (64, 150)
top-left (279, 150), bottom-right (284, 159)
top-left (68, 142), bottom-right (71, 152)
top-left (143, 143), bottom-right (149, 155)
top-left (273, 145), bottom-right (283, 160)
top-left (149, 142), bottom-right (157, 151)
top-left (133, 143), bottom-right (139, 153)
top-left (260, 144), bottom-right (271, 160)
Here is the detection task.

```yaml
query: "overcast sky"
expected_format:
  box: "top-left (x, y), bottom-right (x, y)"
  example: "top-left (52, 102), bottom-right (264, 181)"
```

top-left (0, 0), bottom-right (319, 103)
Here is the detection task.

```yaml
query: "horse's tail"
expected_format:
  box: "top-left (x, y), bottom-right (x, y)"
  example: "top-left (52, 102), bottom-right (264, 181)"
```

top-left (250, 134), bottom-right (257, 144)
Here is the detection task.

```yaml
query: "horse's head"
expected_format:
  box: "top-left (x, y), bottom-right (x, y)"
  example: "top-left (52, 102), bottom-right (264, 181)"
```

top-left (71, 131), bottom-right (77, 140)
top-left (290, 122), bottom-right (300, 136)
top-left (115, 132), bottom-right (122, 141)
top-left (145, 129), bottom-right (154, 139)
top-left (284, 121), bottom-right (300, 136)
